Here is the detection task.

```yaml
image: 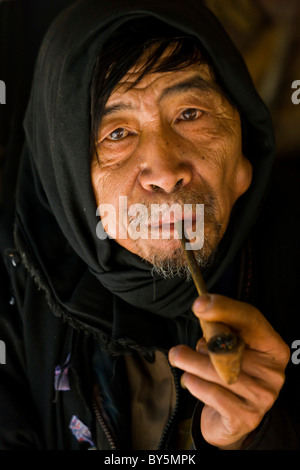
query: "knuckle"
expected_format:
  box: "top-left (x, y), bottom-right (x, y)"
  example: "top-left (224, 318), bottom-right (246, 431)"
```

top-left (236, 401), bottom-right (263, 432)
top-left (225, 414), bottom-right (242, 435)
top-left (281, 342), bottom-right (291, 365)
top-left (260, 387), bottom-right (277, 410)
top-left (273, 337), bottom-right (290, 366)
top-left (274, 370), bottom-right (286, 391)
top-left (229, 406), bottom-right (261, 435)
top-left (246, 409), bottom-right (263, 432)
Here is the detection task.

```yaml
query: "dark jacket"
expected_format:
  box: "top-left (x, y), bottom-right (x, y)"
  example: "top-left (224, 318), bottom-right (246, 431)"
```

top-left (0, 0), bottom-right (299, 450)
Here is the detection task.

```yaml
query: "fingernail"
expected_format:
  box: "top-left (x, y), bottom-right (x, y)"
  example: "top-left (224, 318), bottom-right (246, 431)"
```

top-left (168, 347), bottom-right (178, 365)
top-left (196, 337), bottom-right (208, 354)
top-left (193, 294), bottom-right (211, 312)
top-left (180, 375), bottom-right (187, 389)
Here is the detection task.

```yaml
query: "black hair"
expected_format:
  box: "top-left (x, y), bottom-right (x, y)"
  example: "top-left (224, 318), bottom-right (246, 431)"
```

top-left (89, 16), bottom-right (218, 156)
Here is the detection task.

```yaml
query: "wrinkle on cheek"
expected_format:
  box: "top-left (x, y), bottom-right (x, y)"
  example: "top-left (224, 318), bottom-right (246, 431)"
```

top-left (213, 113), bottom-right (241, 139)
top-left (193, 117), bottom-right (242, 174)
top-left (210, 99), bottom-right (241, 133)
top-left (95, 168), bottom-right (115, 192)
top-left (91, 162), bottom-right (112, 205)
top-left (189, 114), bottom-right (240, 147)
top-left (93, 146), bottom-right (127, 174)
top-left (192, 142), bottom-right (246, 225)
top-left (193, 139), bottom-right (236, 174)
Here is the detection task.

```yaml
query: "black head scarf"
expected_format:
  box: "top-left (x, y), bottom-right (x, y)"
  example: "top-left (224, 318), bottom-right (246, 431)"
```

top-left (14, 0), bottom-right (275, 353)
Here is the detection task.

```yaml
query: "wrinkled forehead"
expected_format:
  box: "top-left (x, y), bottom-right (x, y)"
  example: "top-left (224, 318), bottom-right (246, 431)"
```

top-left (112, 43), bottom-right (215, 90)
top-left (109, 66), bottom-right (217, 103)
top-left (103, 67), bottom-right (233, 124)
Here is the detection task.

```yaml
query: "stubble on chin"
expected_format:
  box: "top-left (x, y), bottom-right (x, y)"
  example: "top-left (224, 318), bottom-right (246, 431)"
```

top-left (135, 222), bottom-right (222, 280)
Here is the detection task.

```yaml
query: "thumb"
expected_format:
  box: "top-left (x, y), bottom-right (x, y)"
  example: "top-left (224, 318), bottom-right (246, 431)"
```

top-left (192, 293), bottom-right (283, 354)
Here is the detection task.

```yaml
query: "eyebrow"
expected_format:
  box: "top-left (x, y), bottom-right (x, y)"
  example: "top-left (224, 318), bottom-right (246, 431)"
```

top-left (102, 75), bottom-right (219, 118)
top-left (102, 103), bottom-right (135, 118)
top-left (158, 75), bottom-right (219, 102)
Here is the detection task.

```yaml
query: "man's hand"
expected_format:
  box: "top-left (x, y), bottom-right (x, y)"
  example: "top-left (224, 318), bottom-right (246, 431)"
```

top-left (168, 294), bottom-right (290, 449)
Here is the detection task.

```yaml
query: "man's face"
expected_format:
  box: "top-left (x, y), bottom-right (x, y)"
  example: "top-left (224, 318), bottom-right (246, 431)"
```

top-left (91, 53), bottom-right (252, 274)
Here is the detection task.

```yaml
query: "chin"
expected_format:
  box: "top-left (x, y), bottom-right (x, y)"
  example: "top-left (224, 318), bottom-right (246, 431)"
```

top-left (134, 237), bottom-right (217, 279)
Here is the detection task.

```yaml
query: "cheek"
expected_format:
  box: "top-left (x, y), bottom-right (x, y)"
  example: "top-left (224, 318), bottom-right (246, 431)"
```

top-left (211, 122), bottom-right (250, 199)
top-left (191, 134), bottom-right (252, 225)
top-left (91, 159), bottom-right (137, 241)
top-left (91, 159), bottom-right (123, 207)
top-left (91, 167), bottom-right (120, 239)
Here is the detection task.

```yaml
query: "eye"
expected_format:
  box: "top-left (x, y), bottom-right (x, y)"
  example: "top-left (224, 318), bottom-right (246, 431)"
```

top-left (107, 127), bottom-right (129, 141)
top-left (179, 108), bottom-right (202, 121)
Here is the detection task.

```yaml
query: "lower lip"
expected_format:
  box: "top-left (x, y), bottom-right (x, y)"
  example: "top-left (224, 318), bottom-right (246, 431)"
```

top-left (149, 220), bottom-right (196, 237)
top-left (150, 219), bottom-right (194, 228)
top-left (149, 224), bottom-right (175, 233)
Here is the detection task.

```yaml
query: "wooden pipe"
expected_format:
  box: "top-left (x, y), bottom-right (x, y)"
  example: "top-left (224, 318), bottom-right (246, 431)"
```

top-left (175, 221), bottom-right (245, 385)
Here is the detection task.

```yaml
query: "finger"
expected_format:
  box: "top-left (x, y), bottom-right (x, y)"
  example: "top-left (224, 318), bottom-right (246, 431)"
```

top-left (181, 372), bottom-right (243, 417)
top-left (169, 344), bottom-right (217, 381)
top-left (180, 372), bottom-right (260, 433)
top-left (192, 294), bottom-right (288, 355)
top-left (195, 336), bottom-right (209, 354)
top-left (169, 345), bottom-right (281, 407)
top-left (240, 348), bottom-right (287, 391)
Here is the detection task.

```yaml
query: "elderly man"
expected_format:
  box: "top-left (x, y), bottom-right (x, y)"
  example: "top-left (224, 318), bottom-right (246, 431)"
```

top-left (0, 0), bottom-right (299, 451)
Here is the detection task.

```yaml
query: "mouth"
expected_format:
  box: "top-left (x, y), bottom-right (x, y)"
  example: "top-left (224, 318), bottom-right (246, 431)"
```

top-left (125, 200), bottom-right (207, 244)
top-left (146, 215), bottom-right (199, 240)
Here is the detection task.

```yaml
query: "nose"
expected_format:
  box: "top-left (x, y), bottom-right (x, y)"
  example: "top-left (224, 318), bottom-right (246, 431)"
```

top-left (138, 131), bottom-right (193, 194)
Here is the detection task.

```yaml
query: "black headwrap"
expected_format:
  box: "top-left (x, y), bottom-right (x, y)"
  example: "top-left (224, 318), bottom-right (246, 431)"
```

top-left (14, 0), bottom-right (275, 353)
